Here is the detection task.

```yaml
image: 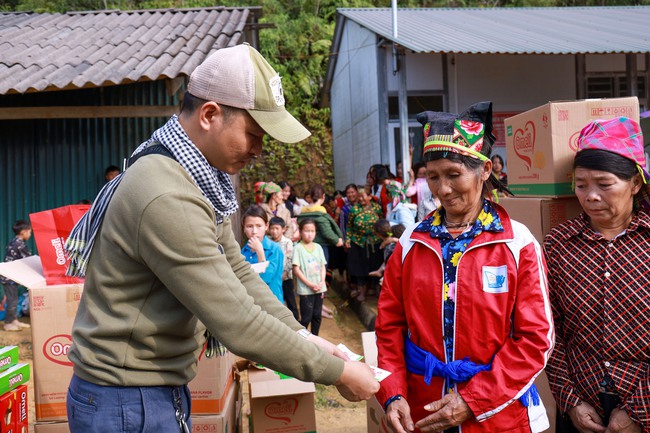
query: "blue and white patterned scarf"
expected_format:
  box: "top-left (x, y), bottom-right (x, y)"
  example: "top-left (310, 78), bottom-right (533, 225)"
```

top-left (65, 115), bottom-right (239, 277)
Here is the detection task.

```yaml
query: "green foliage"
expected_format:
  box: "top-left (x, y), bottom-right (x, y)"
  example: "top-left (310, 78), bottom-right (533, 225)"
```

top-left (3, 0), bottom-right (646, 196)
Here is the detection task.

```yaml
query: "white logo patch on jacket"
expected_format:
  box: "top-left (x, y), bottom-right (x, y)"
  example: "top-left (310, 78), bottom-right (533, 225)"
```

top-left (482, 265), bottom-right (508, 293)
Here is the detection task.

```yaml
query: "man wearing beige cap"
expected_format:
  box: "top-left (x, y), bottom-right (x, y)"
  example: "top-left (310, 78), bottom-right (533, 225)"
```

top-left (64, 43), bottom-right (378, 433)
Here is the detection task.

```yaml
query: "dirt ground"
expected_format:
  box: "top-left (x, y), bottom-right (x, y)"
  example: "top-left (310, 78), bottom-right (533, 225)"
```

top-left (0, 288), bottom-right (371, 433)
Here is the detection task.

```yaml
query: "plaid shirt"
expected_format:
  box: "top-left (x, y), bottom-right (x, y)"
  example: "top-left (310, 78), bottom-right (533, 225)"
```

top-left (544, 210), bottom-right (650, 430)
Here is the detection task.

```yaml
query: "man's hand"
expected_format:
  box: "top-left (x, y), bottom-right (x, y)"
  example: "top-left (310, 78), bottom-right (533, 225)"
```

top-left (605, 408), bottom-right (642, 433)
top-left (305, 333), bottom-right (348, 361)
top-left (414, 393), bottom-right (473, 432)
top-left (568, 402), bottom-right (606, 433)
top-left (335, 361), bottom-right (379, 402)
top-left (386, 397), bottom-right (415, 433)
top-left (336, 238), bottom-right (344, 247)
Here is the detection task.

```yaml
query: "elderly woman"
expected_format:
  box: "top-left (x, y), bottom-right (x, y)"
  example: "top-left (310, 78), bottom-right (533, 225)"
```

top-left (259, 181), bottom-right (294, 240)
top-left (544, 117), bottom-right (650, 433)
top-left (376, 102), bottom-right (553, 433)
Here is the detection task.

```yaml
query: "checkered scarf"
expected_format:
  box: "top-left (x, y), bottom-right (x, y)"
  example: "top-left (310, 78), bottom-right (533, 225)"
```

top-left (65, 115), bottom-right (238, 277)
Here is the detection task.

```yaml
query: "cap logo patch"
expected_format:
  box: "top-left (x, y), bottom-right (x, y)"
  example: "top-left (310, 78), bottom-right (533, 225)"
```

top-left (269, 75), bottom-right (285, 107)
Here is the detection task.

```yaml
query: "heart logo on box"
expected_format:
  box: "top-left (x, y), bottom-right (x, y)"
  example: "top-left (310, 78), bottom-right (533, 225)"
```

top-left (513, 121), bottom-right (536, 170)
top-left (265, 397), bottom-right (298, 424)
top-left (568, 131), bottom-right (581, 152)
top-left (43, 334), bottom-right (73, 366)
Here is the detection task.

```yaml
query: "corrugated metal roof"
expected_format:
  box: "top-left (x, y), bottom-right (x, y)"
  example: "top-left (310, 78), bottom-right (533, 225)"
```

top-left (0, 7), bottom-right (258, 94)
top-left (338, 6), bottom-right (650, 55)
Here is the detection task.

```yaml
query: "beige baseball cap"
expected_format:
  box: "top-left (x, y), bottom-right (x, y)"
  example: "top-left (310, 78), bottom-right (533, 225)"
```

top-left (188, 43), bottom-right (311, 144)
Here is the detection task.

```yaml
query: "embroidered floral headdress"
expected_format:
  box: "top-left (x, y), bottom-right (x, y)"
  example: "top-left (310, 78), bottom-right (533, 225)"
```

top-left (417, 101), bottom-right (496, 162)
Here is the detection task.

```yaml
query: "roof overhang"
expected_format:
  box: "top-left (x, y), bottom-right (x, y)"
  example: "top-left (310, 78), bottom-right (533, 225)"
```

top-left (321, 6), bottom-right (650, 107)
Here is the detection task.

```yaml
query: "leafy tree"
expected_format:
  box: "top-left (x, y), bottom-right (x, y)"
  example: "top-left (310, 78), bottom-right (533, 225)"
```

top-left (2, 0), bottom-right (647, 198)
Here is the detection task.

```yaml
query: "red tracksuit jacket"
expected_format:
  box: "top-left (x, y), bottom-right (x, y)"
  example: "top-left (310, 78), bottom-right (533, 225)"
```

top-left (376, 205), bottom-right (554, 433)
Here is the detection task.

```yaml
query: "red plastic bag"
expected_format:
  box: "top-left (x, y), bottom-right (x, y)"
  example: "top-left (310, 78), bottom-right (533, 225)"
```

top-left (29, 204), bottom-right (90, 285)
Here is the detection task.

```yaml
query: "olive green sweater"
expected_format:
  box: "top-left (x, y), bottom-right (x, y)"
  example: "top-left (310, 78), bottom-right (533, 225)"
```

top-left (69, 155), bottom-right (344, 387)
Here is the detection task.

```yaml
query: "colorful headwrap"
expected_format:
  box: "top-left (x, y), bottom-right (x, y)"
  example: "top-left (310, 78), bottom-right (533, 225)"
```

top-left (254, 181), bottom-right (266, 203)
top-left (576, 117), bottom-right (650, 210)
top-left (259, 181), bottom-right (282, 200)
top-left (417, 101), bottom-right (496, 162)
top-left (385, 180), bottom-right (408, 207)
top-left (254, 181), bottom-right (265, 193)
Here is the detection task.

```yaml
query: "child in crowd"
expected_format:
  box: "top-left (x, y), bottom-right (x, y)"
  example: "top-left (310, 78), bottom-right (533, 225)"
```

top-left (292, 219), bottom-right (327, 336)
top-left (268, 217), bottom-right (299, 320)
top-left (241, 206), bottom-right (284, 303)
top-left (368, 219), bottom-right (406, 282)
top-left (297, 185), bottom-right (343, 318)
top-left (1, 220), bottom-right (32, 332)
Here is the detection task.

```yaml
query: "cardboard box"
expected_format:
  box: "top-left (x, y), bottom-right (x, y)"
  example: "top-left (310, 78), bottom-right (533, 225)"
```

top-left (0, 364), bottom-right (30, 396)
top-left (191, 379), bottom-right (241, 433)
top-left (499, 196), bottom-right (583, 244)
top-left (0, 205), bottom-right (86, 422)
top-left (0, 255), bottom-right (83, 423)
top-left (248, 366), bottom-right (316, 433)
top-left (30, 282), bottom-right (82, 422)
top-left (0, 258), bottom-right (80, 423)
top-left (361, 332), bottom-right (391, 433)
top-left (535, 372), bottom-right (557, 433)
top-left (14, 385), bottom-right (28, 433)
top-left (367, 395), bottom-right (391, 433)
top-left (0, 347), bottom-right (19, 373)
top-left (505, 97), bottom-right (639, 196)
top-left (34, 422), bottom-right (69, 433)
top-left (0, 387), bottom-right (15, 433)
top-left (361, 332), bottom-right (378, 367)
top-left (0, 384), bottom-right (28, 433)
top-left (189, 350), bottom-right (235, 415)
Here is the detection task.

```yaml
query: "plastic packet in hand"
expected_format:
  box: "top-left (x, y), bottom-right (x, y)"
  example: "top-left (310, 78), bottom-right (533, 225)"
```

top-left (337, 343), bottom-right (363, 361)
top-left (370, 366), bottom-right (392, 382)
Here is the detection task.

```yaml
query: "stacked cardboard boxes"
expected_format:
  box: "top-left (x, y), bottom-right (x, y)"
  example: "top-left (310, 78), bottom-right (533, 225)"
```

top-left (0, 205), bottom-right (88, 432)
top-left (189, 350), bottom-right (241, 432)
top-left (0, 205), bottom-right (246, 432)
top-left (502, 97), bottom-right (641, 242)
top-left (505, 97), bottom-right (639, 197)
top-left (0, 346), bottom-right (29, 433)
top-left (0, 254), bottom-right (83, 433)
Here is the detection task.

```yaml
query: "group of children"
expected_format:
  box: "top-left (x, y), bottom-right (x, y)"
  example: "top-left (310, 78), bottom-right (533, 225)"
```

top-left (241, 206), bottom-right (328, 336)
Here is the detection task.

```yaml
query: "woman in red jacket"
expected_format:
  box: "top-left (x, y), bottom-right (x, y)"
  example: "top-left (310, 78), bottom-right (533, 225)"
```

top-left (376, 102), bottom-right (554, 433)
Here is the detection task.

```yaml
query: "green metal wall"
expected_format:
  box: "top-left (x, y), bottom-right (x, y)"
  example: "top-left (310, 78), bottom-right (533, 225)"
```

top-left (0, 81), bottom-right (181, 254)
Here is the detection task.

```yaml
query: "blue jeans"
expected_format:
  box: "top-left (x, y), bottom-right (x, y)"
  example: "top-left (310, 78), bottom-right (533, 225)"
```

top-left (67, 374), bottom-right (192, 433)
